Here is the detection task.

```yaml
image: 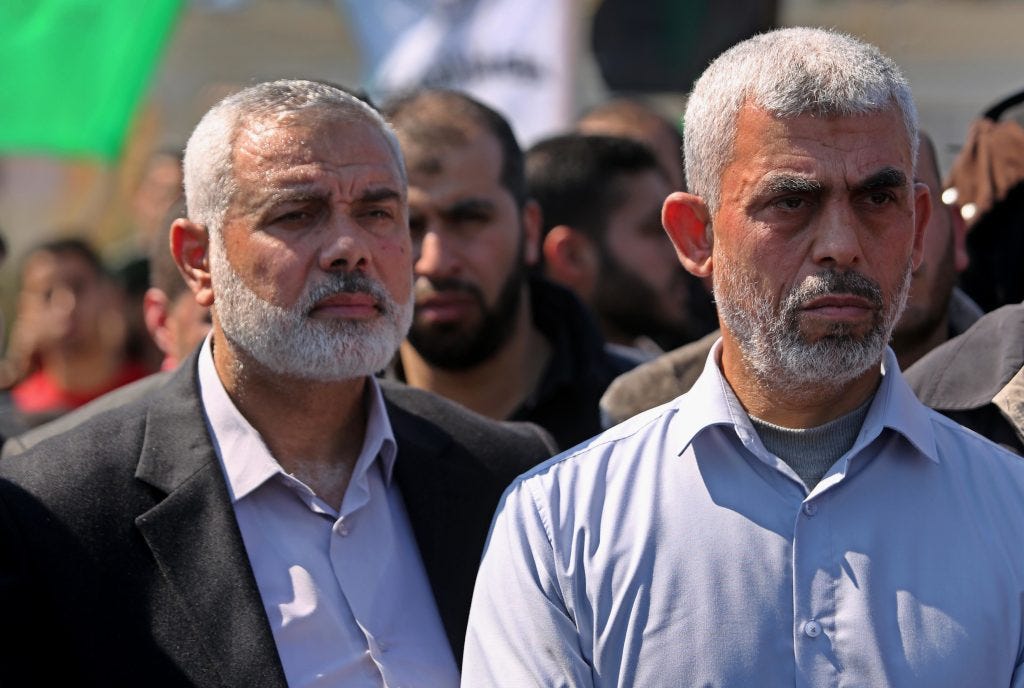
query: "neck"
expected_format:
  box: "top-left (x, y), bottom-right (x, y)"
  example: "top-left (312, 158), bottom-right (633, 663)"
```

top-left (212, 329), bottom-right (367, 508)
top-left (719, 334), bottom-right (882, 429)
top-left (399, 289), bottom-right (551, 420)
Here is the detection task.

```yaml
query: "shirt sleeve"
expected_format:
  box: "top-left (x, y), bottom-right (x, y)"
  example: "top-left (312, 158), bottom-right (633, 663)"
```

top-left (461, 479), bottom-right (593, 688)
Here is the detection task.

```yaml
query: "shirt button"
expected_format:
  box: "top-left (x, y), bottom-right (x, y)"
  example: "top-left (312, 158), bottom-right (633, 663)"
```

top-left (337, 522), bottom-right (350, 536)
top-left (803, 502), bottom-right (818, 516)
top-left (803, 620), bottom-right (822, 638)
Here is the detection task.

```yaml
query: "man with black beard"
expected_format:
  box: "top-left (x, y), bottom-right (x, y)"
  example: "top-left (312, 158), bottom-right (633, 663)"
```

top-left (0, 80), bottom-right (556, 687)
top-left (463, 28), bottom-right (1024, 686)
top-left (383, 90), bottom-right (636, 450)
top-left (525, 133), bottom-right (703, 356)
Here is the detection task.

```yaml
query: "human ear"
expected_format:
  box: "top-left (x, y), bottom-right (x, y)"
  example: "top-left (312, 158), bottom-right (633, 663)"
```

top-left (142, 287), bottom-right (172, 357)
top-left (170, 219), bottom-right (215, 308)
top-left (541, 225), bottom-right (599, 300)
top-left (521, 199), bottom-right (543, 268)
top-left (662, 192), bottom-right (713, 278)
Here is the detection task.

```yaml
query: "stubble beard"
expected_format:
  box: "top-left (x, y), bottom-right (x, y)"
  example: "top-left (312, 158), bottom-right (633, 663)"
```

top-left (209, 237), bottom-right (413, 382)
top-left (714, 257), bottom-right (913, 395)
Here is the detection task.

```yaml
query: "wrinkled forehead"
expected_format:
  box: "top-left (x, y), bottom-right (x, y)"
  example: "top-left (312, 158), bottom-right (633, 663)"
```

top-left (730, 106), bottom-right (915, 179)
top-left (235, 111), bottom-right (399, 171)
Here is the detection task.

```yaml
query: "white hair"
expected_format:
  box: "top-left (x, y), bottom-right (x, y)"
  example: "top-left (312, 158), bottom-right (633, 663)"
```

top-left (684, 27), bottom-right (918, 215)
top-left (182, 79), bottom-right (406, 237)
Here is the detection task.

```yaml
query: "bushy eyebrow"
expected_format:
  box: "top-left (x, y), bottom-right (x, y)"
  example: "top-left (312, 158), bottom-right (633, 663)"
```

top-left (855, 167), bottom-right (907, 193)
top-left (762, 174), bottom-right (823, 195)
top-left (441, 198), bottom-right (495, 217)
top-left (759, 167), bottom-right (908, 198)
top-left (359, 187), bottom-right (402, 204)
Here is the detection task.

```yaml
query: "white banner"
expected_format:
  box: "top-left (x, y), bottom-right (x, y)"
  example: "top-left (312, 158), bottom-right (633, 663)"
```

top-left (340, 0), bottom-right (576, 147)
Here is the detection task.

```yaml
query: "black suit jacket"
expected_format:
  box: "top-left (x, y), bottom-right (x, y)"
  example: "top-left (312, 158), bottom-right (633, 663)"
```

top-left (0, 352), bottom-right (556, 687)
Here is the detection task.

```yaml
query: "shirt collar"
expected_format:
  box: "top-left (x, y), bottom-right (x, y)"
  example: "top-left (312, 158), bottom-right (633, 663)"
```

top-left (666, 339), bottom-right (940, 465)
top-left (196, 335), bottom-right (398, 504)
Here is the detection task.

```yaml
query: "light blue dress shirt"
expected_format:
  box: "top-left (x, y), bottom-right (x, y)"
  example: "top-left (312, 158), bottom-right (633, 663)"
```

top-left (197, 338), bottom-right (459, 688)
top-left (463, 341), bottom-right (1024, 687)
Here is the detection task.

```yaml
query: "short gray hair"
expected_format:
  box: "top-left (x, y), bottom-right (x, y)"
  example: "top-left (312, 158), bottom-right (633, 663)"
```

top-left (182, 79), bottom-right (406, 237)
top-left (684, 27), bottom-right (918, 215)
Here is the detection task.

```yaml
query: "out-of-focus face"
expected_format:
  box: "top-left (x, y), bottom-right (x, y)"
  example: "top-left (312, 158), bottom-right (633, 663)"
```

top-left (892, 135), bottom-right (967, 348)
top-left (18, 250), bottom-right (109, 353)
top-left (593, 168), bottom-right (690, 344)
top-left (210, 112), bottom-right (414, 380)
top-left (708, 105), bottom-right (928, 390)
top-left (164, 291), bottom-right (212, 367)
top-left (403, 126), bottom-right (536, 370)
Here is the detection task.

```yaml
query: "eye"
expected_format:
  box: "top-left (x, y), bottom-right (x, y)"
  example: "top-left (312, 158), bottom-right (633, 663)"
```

top-left (276, 210), bottom-right (312, 223)
top-left (270, 205), bottom-right (320, 229)
top-left (364, 207), bottom-right (393, 220)
top-left (865, 190), bottom-right (896, 206)
top-left (775, 196), bottom-right (808, 211)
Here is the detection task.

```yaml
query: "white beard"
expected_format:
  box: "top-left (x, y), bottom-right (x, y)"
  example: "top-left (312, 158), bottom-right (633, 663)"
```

top-left (714, 259), bottom-right (912, 391)
top-left (209, 238), bottom-right (413, 382)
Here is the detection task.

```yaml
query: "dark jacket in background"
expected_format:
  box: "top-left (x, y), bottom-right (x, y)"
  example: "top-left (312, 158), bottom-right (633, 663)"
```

top-left (906, 301), bottom-right (1024, 455)
top-left (512, 277), bottom-right (636, 449)
top-left (391, 278), bottom-right (636, 451)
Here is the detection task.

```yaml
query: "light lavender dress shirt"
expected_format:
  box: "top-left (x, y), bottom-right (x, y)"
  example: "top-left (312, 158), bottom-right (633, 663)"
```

top-left (464, 341), bottom-right (1024, 687)
top-left (197, 338), bottom-right (458, 687)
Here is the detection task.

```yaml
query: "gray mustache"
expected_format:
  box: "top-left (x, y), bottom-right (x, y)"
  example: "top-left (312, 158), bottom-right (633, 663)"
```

top-left (302, 274), bottom-right (393, 314)
top-left (788, 270), bottom-right (883, 308)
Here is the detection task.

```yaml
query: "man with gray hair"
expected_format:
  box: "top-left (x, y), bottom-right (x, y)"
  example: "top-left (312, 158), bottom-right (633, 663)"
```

top-left (463, 28), bottom-right (1024, 686)
top-left (0, 79), bottom-right (555, 686)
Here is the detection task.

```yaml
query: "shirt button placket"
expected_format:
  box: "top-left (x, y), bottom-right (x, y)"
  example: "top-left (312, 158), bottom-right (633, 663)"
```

top-left (802, 620), bottom-right (822, 638)
top-left (792, 495), bottom-right (834, 686)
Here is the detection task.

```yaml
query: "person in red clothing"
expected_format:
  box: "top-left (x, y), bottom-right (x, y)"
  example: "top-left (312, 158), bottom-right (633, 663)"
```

top-left (8, 238), bottom-right (148, 426)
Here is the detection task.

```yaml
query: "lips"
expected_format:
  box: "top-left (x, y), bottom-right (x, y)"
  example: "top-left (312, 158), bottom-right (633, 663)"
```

top-left (800, 294), bottom-right (875, 320)
top-left (415, 292), bottom-right (477, 324)
top-left (309, 292), bottom-right (380, 319)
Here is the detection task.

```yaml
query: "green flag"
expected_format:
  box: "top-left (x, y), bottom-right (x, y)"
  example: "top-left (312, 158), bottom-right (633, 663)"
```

top-left (0, 0), bottom-right (183, 160)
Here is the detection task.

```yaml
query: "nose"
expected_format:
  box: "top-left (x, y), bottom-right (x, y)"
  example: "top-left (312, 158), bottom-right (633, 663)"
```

top-left (50, 284), bottom-right (77, 315)
top-left (414, 230), bottom-right (461, 279)
top-left (320, 217), bottom-right (370, 273)
top-left (810, 203), bottom-right (863, 269)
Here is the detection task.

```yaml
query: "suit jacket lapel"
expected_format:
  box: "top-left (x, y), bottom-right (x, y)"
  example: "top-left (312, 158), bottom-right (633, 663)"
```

top-left (133, 355), bottom-right (287, 688)
top-left (389, 399), bottom-right (498, 665)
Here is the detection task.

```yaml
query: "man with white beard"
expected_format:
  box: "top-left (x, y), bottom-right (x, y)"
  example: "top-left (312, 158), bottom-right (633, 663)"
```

top-left (463, 29), bottom-right (1024, 687)
top-left (0, 80), bottom-right (555, 687)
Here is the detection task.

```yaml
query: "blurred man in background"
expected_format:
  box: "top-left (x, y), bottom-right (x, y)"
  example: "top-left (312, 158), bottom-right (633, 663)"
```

top-left (142, 202), bottom-right (212, 370)
top-left (526, 133), bottom-right (692, 355)
top-left (384, 89), bottom-right (635, 449)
